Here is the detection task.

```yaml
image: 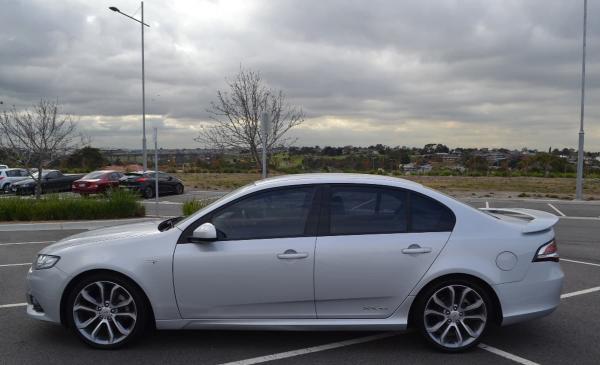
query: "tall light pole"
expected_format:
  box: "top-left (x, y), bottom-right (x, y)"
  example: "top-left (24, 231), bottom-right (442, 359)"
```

top-left (109, 2), bottom-right (150, 171)
top-left (576, 0), bottom-right (587, 200)
top-left (261, 112), bottom-right (270, 179)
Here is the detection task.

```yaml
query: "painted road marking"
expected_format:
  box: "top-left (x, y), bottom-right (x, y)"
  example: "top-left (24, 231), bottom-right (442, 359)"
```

top-left (485, 201), bottom-right (490, 208)
top-left (547, 203), bottom-right (566, 217)
top-left (478, 343), bottom-right (539, 365)
top-left (0, 262), bottom-right (31, 267)
top-left (0, 303), bottom-right (26, 309)
top-left (216, 285), bottom-right (600, 365)
top-left (561, 258), bottom-right (600, 268)
top-left (0, 240), bottom-right (55, 246)
top-left (561, 286), bottom-right (600, 299)
top-left (218, 332), bottom-right (398, 365)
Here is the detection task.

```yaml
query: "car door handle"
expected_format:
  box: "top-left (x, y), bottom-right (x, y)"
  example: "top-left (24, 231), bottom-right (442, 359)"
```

top-left (401, 244), bottom-right (432, 254)
top-left (277, 249), bottom-right (309, 260)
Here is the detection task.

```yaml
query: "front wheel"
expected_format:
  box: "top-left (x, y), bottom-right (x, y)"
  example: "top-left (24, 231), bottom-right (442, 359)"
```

top-left (66, 273), bottom-right (149, 349)
top-left (415, 279), bottom-right (492, 352)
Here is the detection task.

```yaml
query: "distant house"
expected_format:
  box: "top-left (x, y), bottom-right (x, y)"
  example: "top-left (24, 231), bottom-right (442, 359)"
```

top-left (400, 163), bottom-right (432, 174)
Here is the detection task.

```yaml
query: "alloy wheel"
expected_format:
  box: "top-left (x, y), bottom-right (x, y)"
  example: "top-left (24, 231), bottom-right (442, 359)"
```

top-left (423, 284), bottom-right (487, 349)
top-left (72, 281), bottom-right (137, 346)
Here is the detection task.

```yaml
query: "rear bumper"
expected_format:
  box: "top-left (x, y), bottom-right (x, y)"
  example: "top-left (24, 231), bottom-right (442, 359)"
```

top-left (495, 261), bottom-right (564, 326)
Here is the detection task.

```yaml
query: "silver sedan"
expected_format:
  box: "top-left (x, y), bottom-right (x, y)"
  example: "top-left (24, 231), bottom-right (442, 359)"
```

top-left (26, 174), bottom-right (563, 351)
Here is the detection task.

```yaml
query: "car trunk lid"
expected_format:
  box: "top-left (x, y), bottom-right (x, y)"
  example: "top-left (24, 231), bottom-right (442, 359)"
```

top-left (479, 208), bottom-right (559, 234)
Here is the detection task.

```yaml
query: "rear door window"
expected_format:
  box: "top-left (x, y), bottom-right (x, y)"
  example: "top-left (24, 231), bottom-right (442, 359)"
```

top-left (328, 186), bottom-right (408, 235)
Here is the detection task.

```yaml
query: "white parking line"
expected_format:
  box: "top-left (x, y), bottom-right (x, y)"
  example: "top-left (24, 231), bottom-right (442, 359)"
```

top-left (0, 262), bottom-right (31, 267)
top-left (485, 201), bottom-right (490, 208)
top-left (547, 203), bottom-right (566, 217)
top-left (561, 258), bottom-right (600, 268)
top-left (560, 286), bottom-right (600, 299)
top-left (0, 240), bottom-right (55, 246)
top-left (0, 303), bottom-right (26, 309)
top-left (477, 343), bottom-right (539, 365)
top-left (218, 332), bottom-right (398, 365)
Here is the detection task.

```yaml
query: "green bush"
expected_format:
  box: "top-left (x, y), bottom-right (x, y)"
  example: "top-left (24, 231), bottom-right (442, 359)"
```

top-left (182, 198), bottom-right (218, 216)
top-left (0, 190), bottom-right (145, 221)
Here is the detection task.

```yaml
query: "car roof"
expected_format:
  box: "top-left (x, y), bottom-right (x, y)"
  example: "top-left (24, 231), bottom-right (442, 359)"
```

top-left (254, 173), bottom-right (422, 189)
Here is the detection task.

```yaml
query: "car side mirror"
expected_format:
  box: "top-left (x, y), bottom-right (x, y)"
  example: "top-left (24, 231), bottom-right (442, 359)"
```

top-left (190, 223), bottom-right (217, 242)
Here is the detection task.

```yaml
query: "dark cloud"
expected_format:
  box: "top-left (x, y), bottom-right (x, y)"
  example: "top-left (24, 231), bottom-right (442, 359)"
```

top-left (0, 0), bottom-right (598, 149)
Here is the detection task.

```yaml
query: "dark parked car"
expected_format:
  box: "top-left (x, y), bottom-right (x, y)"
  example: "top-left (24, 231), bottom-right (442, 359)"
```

top-left (11, 170), bottom-right (84, 195)
top-left (119, 171), bottom-right (184, 198)
top-left (72, 170), bottom-right (124, 196)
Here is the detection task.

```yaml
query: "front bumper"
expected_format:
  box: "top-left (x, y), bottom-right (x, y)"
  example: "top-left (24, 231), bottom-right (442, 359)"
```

top-left (495, 261), bottom-right (564, 326)
top-left (26, 266), bottom-right (69, 324)
top-left (12, 185), bottom-right (34, 195)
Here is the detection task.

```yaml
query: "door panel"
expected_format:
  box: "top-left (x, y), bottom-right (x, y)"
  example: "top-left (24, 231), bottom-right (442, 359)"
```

top-left (315, 232), bottom-right (450, 318)
top-left (173, 237), bottom-right (316, 318)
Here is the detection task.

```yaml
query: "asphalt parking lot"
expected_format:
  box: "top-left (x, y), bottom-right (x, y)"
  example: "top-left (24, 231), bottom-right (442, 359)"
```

top-left (1, 198), bottom-right (599, 364)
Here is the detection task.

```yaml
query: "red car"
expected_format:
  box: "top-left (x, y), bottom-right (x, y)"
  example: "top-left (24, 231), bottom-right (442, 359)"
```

top-left (72, 170), bottom-right (123, 195)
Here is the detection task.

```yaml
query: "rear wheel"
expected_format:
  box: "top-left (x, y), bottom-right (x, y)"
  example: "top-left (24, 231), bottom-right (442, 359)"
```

top-left (66, 273), bottom-right (149, 349)
top-left (143, 186), bottom-right (154, 199)
top-left (415, 279), bottom-right (492, 352)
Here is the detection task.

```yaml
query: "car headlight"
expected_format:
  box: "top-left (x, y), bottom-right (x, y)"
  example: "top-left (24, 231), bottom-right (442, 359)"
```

top-left (34, 254), bottom-right (60, 270)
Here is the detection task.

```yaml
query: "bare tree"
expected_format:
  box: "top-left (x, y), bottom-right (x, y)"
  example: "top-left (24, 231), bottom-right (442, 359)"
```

top-left (0, 100), bottom-right (79, 199)
top-left (196, 68), bottom-right (304, 168)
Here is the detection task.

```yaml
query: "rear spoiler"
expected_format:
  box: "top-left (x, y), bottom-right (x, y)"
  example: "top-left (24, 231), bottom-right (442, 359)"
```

top-left (479, 208), bottom-right (559, 234)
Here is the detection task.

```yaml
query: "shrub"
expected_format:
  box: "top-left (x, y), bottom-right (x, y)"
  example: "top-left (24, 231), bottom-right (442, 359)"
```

top-left (182, 198), bottom-right (218, 216)
top-left (0, 190), bottom-right (145, 221)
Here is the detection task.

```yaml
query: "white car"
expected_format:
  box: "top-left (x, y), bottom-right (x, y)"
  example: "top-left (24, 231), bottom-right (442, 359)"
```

top-left (26, 174), bottom-right (563, 351)
top-left (0, 164), bottom-right (8, 170)
top-left (0, 168), bottom-right (29, 193)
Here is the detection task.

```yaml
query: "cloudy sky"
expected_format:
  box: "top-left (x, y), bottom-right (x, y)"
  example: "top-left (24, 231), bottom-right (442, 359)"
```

top-left (1, 0), bottom-right (599, 150)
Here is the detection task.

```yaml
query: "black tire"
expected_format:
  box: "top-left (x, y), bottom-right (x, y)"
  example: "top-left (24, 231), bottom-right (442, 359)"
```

top-left (414, 278), bottom-right (493, 352)
top-left (143, 186), bottom-right (154, 199)
top-left (65, 272), bottom-right (149, 349)
top-left (175, 184), bottom-right (184, 195)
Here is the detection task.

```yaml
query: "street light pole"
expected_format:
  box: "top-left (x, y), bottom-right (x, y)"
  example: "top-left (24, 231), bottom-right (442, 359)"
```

top-left (576, 0), bottom-right (587, 200)
top-left (141, 1), bottom-right (147, 172)
top-left (109, 2), bottom-right (150, 171)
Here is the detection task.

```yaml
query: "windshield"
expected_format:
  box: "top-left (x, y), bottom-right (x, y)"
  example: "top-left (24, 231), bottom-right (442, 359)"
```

top-left (31, 171), bottom-right (50, 178)
top-left (174, 183), bottom-right (255, 227)
top-left (82, 171), bottom-right (106, 180)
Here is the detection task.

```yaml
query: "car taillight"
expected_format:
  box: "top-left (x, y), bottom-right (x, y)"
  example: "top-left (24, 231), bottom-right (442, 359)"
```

top-left (533, 239), bottom-right (559, 262)
top-left (0, 176), bottom-right (4, 180)
top-left (136, 177), bottom-right (148, 182)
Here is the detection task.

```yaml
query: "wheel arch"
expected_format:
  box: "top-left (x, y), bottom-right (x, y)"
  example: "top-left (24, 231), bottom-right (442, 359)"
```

top-left (407, 273), bottom-right (503, 327)
top-left (59, 268), bottom-right (156, 328)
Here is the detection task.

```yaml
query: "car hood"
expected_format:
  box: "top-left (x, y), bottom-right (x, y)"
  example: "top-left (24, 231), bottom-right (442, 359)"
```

top-left (13, 178), bottom-right (35, 186)
top-left (41, 220), bottom-right (164, 254)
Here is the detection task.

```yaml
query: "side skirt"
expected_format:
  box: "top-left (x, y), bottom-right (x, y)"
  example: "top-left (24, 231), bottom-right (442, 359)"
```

top-left (156, 296), bottom-right (415, 331)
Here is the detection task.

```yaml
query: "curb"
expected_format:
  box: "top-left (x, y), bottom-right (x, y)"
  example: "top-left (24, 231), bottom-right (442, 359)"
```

top-left (0, 218), bottom-right (161, 232)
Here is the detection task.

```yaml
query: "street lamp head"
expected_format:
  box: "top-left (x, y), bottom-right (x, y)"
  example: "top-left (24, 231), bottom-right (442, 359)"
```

top-left (109, 6), bottom-right (120, 12)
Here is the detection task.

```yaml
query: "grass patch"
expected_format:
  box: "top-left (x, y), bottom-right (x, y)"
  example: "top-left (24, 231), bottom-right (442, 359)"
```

top-left (182, 198), bottom-right (220, 216)
top-left (0, 190), bottom-right (145, 221)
